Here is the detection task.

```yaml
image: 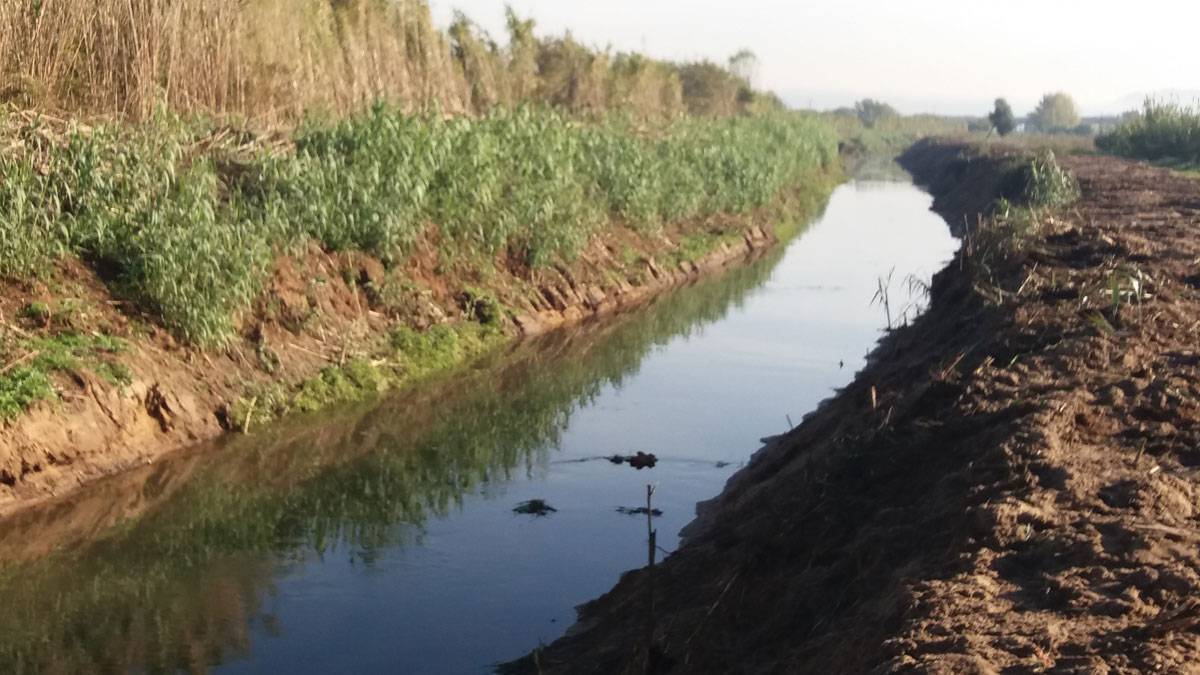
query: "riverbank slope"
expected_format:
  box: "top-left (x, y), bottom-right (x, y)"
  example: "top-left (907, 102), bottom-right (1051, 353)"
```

top-left (0, 107), bottom-right (840, 517)
top-left (518, 140), bottom-right (1200, 672)
top-left (0, 169), bottom-right (836, 518)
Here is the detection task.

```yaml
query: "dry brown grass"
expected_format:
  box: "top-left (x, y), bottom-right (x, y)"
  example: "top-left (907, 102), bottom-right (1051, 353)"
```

top-left (0, 0), bottom-right (741, 124)
top-left (0, 0), bottom-right (472, 122)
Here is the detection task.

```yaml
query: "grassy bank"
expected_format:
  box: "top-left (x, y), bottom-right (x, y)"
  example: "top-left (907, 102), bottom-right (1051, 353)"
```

top-left (0, 0), bottom-right (842, 502)
top-left (0, 107), bottom-right (836, 346)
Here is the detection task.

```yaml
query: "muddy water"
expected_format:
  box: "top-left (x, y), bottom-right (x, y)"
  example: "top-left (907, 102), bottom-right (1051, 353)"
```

top-left (0, 180), bottom-right (957, 674)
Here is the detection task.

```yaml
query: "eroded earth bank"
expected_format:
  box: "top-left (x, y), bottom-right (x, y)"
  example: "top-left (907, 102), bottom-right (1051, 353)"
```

top-left (518, 141), bottom-right (1200, 673)
top-left (0, 181), bottom-right (830, 517)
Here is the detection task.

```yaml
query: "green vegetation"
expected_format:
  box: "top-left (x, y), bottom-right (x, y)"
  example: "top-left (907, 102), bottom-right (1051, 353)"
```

top-left (0, 368), bottom-right (53, 422)
top-left (0, 331), bottom-right (130, 420)
top-left (1021, 151), bottom-right (1081, 208)
top-left (229, 319), bottom-right (507, 431)
top-left (989, 98), bottom-right (1017, 136)
top-left (827, 104), bottom-right (970, 158)
top-left (0, 241), bottom-right (795, 674)
top-left (668, 231), bottom-right (742, 266)
top-left (0, 108), bottom-right (836, 346)
top-left (1027, 92), bottom-right (1081, 134)
top-left (853, 99), bottom-right (899, 129)
top-left (1096, 100), bottom-right (1200, 166)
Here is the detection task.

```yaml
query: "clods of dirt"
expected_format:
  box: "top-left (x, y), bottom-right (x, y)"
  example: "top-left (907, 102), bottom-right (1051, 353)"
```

top-left (513, 143), bottom-right (1200, 673)
top-left (513, 499), bottom-right (557, 516)
top-left (616, 506), bottom-right (663, 517)
top-left (607, 452), bottom-right (658, 469)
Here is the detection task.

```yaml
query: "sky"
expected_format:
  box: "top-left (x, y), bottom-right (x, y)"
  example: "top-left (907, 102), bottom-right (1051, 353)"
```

top-left (428, 0), bottom-right (1200, 117)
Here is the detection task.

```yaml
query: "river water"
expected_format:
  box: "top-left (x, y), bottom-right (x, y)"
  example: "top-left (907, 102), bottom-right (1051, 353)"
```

top-left (0, 179), bottom-right (957, 674)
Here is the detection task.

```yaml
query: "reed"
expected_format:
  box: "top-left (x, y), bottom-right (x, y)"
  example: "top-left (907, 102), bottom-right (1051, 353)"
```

top-left (1, 0), bottom-right (756, 123)
top-left (0, 106), bottom-right (838, 345)
top-left (1097, 100), bottom-right (1200, 166)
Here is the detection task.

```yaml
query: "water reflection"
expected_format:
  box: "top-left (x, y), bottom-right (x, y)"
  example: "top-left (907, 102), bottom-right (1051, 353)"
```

top-left (0, 238), bottom-right (789, 675)
top-left (0, 180), bottom-right (958, 674)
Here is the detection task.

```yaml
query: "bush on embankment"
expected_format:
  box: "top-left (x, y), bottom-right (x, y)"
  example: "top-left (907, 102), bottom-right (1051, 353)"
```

top-left (1097, 100), bottom-right (1200, 166)
top-left (0, 106), bottom-right (838, 345)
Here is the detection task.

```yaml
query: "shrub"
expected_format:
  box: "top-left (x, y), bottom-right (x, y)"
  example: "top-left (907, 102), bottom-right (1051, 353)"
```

top-left (1022, 151), bottom-right (1080, 207)
top-left (854, 99), bottom-right (899, 129)
top-left (1096, 100), bottom-right (1200, 165)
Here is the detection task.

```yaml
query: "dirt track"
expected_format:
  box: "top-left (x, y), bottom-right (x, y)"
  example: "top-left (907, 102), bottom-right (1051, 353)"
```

top-left (519, 142), bottom-right (1200, 673)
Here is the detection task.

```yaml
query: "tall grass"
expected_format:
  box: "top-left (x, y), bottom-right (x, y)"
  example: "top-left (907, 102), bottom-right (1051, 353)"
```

top-left (0, 0), bottom-right (745, 123)
top-left (1096, 100), bottom-right (1200, 165)
top-left (0, 0), bottom-right (465, 121)
top-left (0, 107), bottom-right (838, 344)
top-left (1021, 151), bottom-right (1080, 207)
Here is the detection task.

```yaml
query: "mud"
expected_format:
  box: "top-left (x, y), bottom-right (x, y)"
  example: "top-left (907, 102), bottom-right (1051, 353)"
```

top-left (517, 141), bottom-right (1200, 673)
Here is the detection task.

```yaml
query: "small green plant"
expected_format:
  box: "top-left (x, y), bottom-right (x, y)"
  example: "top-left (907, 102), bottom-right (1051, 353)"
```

top-left (19, 302), bottom-right (52, 326)
top-left (1105, 265), bottom-right (1148, 326)
top-left (94, 361), bottom-right (133, 388)
top-left (1023, 151), bottom-right (1080, 207)
top-left (0, 367), bottom-right (55, 421)
top-left (293, 359), bottom-right (385, 413)
top-left (0, 332), bottom-right (134, 419)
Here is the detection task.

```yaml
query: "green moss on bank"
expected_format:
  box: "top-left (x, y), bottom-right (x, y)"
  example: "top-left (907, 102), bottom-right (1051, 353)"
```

top-left (229, 320), bottom-right (506, 432)
top-left (0, 331), bottom-right (131, 420)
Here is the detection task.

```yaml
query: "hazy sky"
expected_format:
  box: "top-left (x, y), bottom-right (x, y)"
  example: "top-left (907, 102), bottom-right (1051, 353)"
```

top-left (429, 0), bottom-right (1199, 116)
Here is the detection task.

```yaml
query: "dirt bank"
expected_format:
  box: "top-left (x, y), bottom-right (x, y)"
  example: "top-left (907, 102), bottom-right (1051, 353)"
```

top-left (0, 180), bottom-right (832, 518)
top-left (516, 141), bottom-right (1200, 673)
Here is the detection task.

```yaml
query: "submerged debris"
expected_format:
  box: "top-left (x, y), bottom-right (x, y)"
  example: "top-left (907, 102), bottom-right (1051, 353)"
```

top-left (513, 499), bottom-right (557, 516)
top-left (607, 451), bottom-right (658, 470)
top-left (616, 506), bottom-right (663, 517)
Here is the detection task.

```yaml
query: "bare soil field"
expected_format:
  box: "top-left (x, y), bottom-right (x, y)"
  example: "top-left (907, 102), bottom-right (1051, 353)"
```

top-left (518, 141), bottom-right (1200, 673)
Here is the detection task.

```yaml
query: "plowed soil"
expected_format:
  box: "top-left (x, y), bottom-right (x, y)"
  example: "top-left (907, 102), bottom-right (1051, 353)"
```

top-left (520, 143), bottom-right (1200, 674)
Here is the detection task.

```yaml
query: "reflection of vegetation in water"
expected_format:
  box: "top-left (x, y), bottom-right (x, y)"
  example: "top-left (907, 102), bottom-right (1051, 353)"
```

top-left (0, 235), bottom-right (796, 674)
top-left (844, 155), bottom-right (913, 183)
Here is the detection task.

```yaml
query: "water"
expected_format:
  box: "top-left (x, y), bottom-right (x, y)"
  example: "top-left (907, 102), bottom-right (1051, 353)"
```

top-left (0, 180), bottom-right (957, 674)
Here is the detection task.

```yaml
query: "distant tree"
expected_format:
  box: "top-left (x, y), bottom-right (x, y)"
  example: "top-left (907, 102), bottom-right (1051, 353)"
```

top-left (727, 49), bottom-right (759, 86)
top-left (677, 61), bottom-right (744, 116)
top-left (1028, 92), bottom-right (1081, 133)
top-left (988, 98), bottom-right (1016, 136)
top-left (854, 98), bottom-right (898, 128)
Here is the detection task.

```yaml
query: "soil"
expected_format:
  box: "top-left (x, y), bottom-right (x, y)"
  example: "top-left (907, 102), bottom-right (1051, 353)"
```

top-left (0, 203), bottom-right (790, 518)
top-left (515, 141), bottom-right (1200, 674)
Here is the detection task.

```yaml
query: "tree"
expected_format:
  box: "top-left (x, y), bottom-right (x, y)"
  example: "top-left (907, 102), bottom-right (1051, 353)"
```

top-left (727, 49), bottom-right (759, 87)
top-left (988, 98), bottom-right (1016, 136)
top-left (854, 98), bottom-right (898, 128)
top-left (1028, 92), bottom-right (1080, 133)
